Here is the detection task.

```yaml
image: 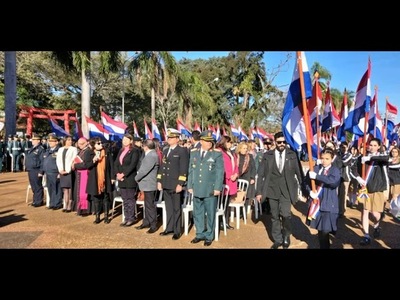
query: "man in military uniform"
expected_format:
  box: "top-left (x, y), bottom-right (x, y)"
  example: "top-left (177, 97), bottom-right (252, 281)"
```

top-left (21, 134), bottom-right (33, 172)
top-left (42, 133), bottom-right (62, 209)
top-left (157, 128), bottom-right (189, 240)
top-left (26, 134), bottom-right (46, 207)
top-left (10, 135), bottom-right (23, 172)
top-left (187, 130), bottom-right (224, 246)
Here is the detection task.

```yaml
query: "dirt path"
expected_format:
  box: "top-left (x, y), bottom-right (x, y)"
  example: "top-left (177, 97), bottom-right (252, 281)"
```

top-left (0, 171), bottom-right (399, 249)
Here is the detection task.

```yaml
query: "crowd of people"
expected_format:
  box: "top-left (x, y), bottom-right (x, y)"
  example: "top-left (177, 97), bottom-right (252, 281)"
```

top-left (1, 128), bottom-right (398, 249)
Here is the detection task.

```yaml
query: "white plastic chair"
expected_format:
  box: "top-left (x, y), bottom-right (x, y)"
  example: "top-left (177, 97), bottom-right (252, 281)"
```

top-left (215, 184), bottom-right (230, 241)
top-left (156, 190), bottom-right (166, 230)
top-left (182, 191), bottom-right (194, 235)
top-left (248, 174), bottom-right (262, 219)
top-left (135, 191), bottom-right (145, 219)
top-left (111, 181), bottom-right (124, 221)
top-left (26, 174), bottom-right (50, 207)
top-left (229, 179), bottom-right (249, 229)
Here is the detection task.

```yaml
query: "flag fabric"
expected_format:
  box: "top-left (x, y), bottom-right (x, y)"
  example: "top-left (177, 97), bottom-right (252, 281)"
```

top-left (132, 121), bottom-right (140, 138)
top-left (386, 100), bottom-right (398, 122)
top-left (238, 125), bottom-right (249, 141)
top-left (344, 59), bottom-right (371, 136)
top-left (281, 51), bottom-right (314, 157)
top-left (337, 90), bottom-right (349, 142)
top-left (321, 86), bottom-right (341, 133)
top-left (86, 116), bottom-right (110, 141)
top-left (194, 121), bottom-right (201, 132)
top-left (215, 124), bottom-right (221, 142)
top-left (368, 90), bottom-right (383, 140)
top-left (101, 111), bottom-right (128, 136)
top-left (230, 124), bottom-right (240, 138)
top-left (308, 78), bottom-right (323, 139)
top-left (74, 112), bottom-right (83, 141)
top-left (177, 119), bottom-right (192, 137)
top-left (49, 118), bottom-right (69, 137)
top-left (152, 119), bottom-right (162, 141)
top-left (144, 120), bottom-right (153, 140)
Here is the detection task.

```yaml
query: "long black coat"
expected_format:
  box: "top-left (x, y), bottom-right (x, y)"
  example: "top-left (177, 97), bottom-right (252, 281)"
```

top-left (256, 148), bottom-right (304, 205)
top-left (114, 146), bottom-right (141, 189)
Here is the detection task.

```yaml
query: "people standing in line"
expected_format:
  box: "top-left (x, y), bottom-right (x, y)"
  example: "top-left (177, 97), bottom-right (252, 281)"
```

top-left (135, 139), bottom-right (160, 234)
top-left (114, 133), bottom-right (141, 227)
top-left (10, 135), bottom-right (22, 172)
top-left (351, 138), bottom-right (390, 246)
top-left (187, 130), bottom-right (224, 246)
top-left (256, 131), bottom-right (304, 249)
top-left (26, 134), bottom-right (45, 207)
top-left (236, 141), bottom-right (256, 214)
top-left (87, 138), bottom-right (108, 224)
top-left (305, 148), bottom-right (341, 249)
top-left (215, 135), bottom-right (238, 230)
top-left (21, 134), bottom-right (33, 171)
top-left (56, 135), bottom-right (77, 212)
top-left (72, 137), bottom-right (95, 216)
top-left (42, 134), bottom-right (63, 210)
top-left (157, 128), bottom-right (189, 240)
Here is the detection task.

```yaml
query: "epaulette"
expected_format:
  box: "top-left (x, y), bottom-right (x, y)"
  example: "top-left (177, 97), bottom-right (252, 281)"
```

top-left (191, 148), bottom-right (199, 152)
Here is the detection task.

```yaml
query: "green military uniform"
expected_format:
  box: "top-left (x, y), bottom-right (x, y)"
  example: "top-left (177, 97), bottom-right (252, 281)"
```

top-left (187, 130), bottom-right (224, 243)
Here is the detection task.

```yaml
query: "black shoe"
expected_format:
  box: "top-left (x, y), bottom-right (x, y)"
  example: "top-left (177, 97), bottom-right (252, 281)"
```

top-left (360, 236), bottom-right (371, 246)
top-left (172, 233), bottom-right (182, 240)
top-left (53, 206), bottom-right (63, 210)
top-left (146, 228), bottom-right (157, 234)
top-left (119, 221), bottom-right (128, 227)
top-left (124, 219), bottom-right (139, 227)
top-left (159, 230), bottom-right (174, 236)
top-left (373, 227), bottom-right (381, 239)
top-left (135, 224), bottom-right (150, 230)
top-left (104, 218), bottom-right (110, 224)
top-left (32, 203), bottom-right (43, 207)
top-left (271, 242), bottom-right (282, 249)
top-left (226, 224), bottom-right (234, 230)
top-left (204, 240), bottom-right (212, 246)
top-left (283, 236), bottom-right (291, 249)
top-left (190, 237), bottom-right (204, 244)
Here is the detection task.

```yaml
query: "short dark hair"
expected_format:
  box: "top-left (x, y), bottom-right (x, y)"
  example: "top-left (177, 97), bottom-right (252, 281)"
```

top-left (192, 130), bottom-right (201, 141)
top-left (143, 139), bottom-right (155, 150)
top-left (274, 131), bottom-right (284, 141)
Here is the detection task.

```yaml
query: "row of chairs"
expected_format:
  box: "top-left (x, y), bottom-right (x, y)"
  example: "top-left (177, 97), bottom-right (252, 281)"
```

top-left (26, 174), bottom-right (50, 207)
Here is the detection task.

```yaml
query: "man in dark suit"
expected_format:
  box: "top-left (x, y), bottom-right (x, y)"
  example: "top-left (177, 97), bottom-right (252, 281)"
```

top-left (256, 131), bottom-right (304, 249)
top-left (157, 128), bottom-right (189, 240)
top-left (26, 134), bottom-right (45, 207)
top-left (187, 130), bottom-right (224, 246)
top-left (190, 130), bottom-right (201, 150)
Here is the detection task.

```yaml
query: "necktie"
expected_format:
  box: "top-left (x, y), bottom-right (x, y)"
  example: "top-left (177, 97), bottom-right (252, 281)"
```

top-left (201, 151), bottom-right (206, 160)
top-left (167, 148), bottom-right (171, 157)
top-left (278, 152), bottom-right (283, 173)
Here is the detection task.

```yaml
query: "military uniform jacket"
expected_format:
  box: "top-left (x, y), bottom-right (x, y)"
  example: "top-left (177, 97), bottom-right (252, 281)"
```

top-left (157, 145), bottom-right (189, 190)
top-left (187, 148), bottom-right (224, 198)
top-left (42, 146), bottom-right (61, 173)
top-left (25, 144), bottom-right (45, 172)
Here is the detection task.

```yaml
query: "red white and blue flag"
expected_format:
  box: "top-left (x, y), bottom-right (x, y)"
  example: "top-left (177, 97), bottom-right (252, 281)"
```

top-left (344, 58), bottom-right (371, 136)
top-left (101, 111), bottom-right (128, 139)
top-left (144, 120), bottom-right (153, 140)
top-left (177, 119), bottom-right (192, 137)
top-left (132, 121), bottom-right (140, 138)
top-left (49, 118), bottom-right (69, 137)
top-left (86, 116), bottom-right (110, 141)
top-left (152, 119), bottom-right (162, 141)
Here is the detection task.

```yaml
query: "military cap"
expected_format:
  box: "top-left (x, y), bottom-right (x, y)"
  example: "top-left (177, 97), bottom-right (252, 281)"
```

top-left (133, 136), bottom-right (143, 142)
top-left (167, 128), bottom-right (181, 138)
top-left (47, 133), bottom-right (59, 142)
top-left (200, 130), bottom-right (215, 142)
top-left (31, 134), bottom-right (41, 140)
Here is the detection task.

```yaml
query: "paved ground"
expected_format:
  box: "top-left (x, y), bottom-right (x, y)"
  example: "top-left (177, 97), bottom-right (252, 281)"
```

top-left (1, 171), bottom-right (399, 249)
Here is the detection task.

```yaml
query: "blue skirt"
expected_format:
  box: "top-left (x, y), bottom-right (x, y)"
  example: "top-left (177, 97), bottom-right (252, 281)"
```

top-left (307, 211), bottom-right (338, 232)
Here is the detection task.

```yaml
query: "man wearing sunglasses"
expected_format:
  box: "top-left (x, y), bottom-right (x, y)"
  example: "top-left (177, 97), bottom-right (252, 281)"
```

top-left (256, 131), bottom-right (304, 249)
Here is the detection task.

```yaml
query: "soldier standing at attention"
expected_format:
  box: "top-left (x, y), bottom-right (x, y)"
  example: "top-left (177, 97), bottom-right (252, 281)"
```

top-left (43, 134), bottom-right (62, 210)
top-left (157, 128), bottom-right (189, 240)
top-left (187, 130), bottom-right (224, 246)
top-left (26, 134), bottom-right (45, 207)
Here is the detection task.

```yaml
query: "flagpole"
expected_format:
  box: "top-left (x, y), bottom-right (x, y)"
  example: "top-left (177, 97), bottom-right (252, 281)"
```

top-left (297, 51), bottom-right (316, 192)
top-left (373, 86), bottom-right (378, 138)
top-left (384, 96), bottom-right (389, 146)
top-left (361, 109), bottom-right (370, 180)
top-left (315, 73), bottom-right (321, 159)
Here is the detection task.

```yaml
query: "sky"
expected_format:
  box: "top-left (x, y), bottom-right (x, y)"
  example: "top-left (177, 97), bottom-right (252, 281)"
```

top-left (171, 51), bottom-right (400, 123)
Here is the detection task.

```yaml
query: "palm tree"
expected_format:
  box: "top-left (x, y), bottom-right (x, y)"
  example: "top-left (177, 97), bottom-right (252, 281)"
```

top-left (128, 51), bottom-right (178, 122)
top-left (4, 51), bottom-right (17, 137)
top-left (51, 51), bottom-right (121, 138)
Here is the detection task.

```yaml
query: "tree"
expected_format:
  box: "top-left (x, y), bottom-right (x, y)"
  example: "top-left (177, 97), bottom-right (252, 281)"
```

top-left (51, 51), bottom-right (121, 137)
top-left (128, 51), bottom-right (178, 122)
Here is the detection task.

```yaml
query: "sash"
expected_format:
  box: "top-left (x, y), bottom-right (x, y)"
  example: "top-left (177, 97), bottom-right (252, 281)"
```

top-left (307, 167), bottom-right (328, 220)
top-left (357, 161), bottom-right (374, 203)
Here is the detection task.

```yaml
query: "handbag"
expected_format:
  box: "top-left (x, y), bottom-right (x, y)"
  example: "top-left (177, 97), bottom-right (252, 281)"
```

top-left (230, 189), bottom-right (246, 203)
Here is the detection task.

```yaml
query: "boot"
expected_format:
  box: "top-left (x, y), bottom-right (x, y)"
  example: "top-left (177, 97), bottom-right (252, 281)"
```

top-left (104, 198), bottom-right (110, 224)
top-left (93, 200), bottom-right (101, 224)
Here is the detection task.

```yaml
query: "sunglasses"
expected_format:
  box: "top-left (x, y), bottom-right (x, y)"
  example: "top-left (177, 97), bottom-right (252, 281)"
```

top-left (96, 142), bottom-right (102, 145)
top-left (276, 141), bottom-right (286, 145)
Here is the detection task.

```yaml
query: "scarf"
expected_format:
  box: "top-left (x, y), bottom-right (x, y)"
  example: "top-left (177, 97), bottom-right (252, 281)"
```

top-left (238, 153), bottom-right (250, 176)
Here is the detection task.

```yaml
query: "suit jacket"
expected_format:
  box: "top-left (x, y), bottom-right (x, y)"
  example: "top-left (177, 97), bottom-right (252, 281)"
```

top-left (135, 149), bottom-right (159, 192)
top-left (114, 146), bottom-right (141, 189)
top-left (56, 146), bottom-right (78, 173)
top-left (256, 148), bottom-right (304, 204)
top-left (187, 148), bottom-right (224, 198)
top-left (157, 145), bottom-right (189, 189)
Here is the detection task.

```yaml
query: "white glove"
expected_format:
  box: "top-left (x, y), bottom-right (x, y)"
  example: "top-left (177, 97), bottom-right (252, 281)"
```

top-left (361, 156), bottom-right (371, 164)
top-left (309, 171), bottom-right (317, 179)
top-left (356, 176), bottom-right (366, 186)
top-left (316, 159), bottom-right (322, 165)
top-left (309, 191), bottom-right (318, 199)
